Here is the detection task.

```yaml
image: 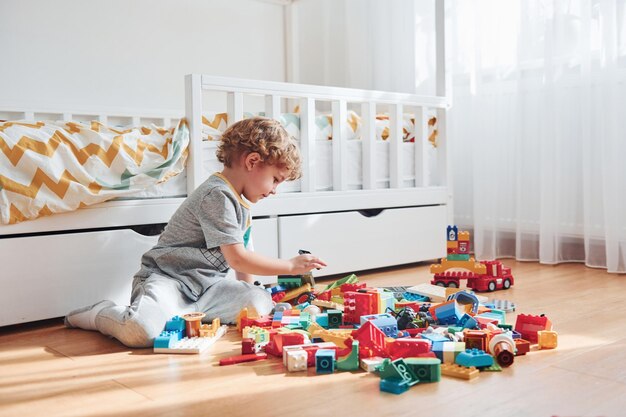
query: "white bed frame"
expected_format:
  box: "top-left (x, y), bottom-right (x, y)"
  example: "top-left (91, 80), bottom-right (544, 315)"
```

top-left (0, 4), bottom-right (451, 326)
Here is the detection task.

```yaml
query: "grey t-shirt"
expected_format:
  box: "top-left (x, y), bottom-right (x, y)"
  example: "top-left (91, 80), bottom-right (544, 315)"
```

top-left (135, 173), bottom-right (252, 300)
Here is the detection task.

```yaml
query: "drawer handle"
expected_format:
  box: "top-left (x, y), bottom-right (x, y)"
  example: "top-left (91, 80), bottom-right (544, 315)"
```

top-left (130, 224), bottom-right (166, 236)
top-left (357, 209), bottom-right (385, 218)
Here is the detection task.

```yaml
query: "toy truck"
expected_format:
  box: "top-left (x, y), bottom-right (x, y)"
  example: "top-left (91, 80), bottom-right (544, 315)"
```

top-left (431, 260), bottom-right (514, 292)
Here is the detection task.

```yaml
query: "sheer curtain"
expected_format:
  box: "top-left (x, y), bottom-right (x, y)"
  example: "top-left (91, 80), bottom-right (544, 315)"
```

top-left (448, 0), bottom-right (626, 273)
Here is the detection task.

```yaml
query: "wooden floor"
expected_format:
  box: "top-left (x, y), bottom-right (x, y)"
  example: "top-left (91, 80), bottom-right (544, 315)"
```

top-left (1, 261), bottom-right (625, 417)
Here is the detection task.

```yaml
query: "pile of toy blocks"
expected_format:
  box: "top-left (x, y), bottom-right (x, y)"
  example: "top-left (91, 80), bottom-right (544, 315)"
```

top-left (220, 274), bottom-right (557, 394)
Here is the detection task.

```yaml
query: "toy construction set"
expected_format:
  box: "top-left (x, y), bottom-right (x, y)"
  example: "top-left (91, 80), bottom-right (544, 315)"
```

top-left (153, 226), bottom-right (557, 394)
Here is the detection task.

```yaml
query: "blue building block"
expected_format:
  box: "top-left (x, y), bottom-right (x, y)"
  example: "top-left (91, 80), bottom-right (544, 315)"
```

top-left (154, 331), bottom-right (178, 349)
top-left (360, 313), bottom-right (398, 338)
top-left (315, 349), bottom-right (336, 374)
top-left (455, 348), bottom-right (494, 368)
top-left (380, 378), bottom-right (410, 394)
top-left (165, 316), bottom-right (186, 333)
top-left (315, 313), bottom-right (329, 328)
top-left (447, 291), bottom-right (480, 314)
top-left (457, 313), bottom-right (478, 329)
top-left (420, 332), bottom-right (449, 344)
top-left (402, 292), bottom-right (430, 302)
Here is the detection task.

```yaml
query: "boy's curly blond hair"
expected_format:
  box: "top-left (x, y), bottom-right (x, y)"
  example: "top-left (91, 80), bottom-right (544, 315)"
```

top-left (216, 117), bottom-right (302, 180)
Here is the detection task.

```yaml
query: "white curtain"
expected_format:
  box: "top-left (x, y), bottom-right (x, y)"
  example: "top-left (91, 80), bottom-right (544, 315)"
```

top-left (448, 0), bottom-right (626, 273)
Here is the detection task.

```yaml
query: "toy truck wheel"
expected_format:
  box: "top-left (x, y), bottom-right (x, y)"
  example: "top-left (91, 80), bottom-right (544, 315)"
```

top-left (503, 279), bottom-right (511, 289)
top-left (435, 281), bottom-right (446, 287)
top-left (488, 281), bottom-right (496, 292)
top-left (447, 282), bottom-right (458, 288)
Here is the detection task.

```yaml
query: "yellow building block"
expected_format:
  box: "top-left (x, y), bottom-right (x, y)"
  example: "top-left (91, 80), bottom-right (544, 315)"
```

top-left (430, 258), bottom-right (487, 275)
top-left (537, 330), bottom-right (558, 349)
top-left (440, 363), bottom-right (479, 380)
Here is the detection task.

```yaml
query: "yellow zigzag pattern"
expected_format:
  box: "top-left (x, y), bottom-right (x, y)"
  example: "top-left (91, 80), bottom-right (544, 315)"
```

top-left (0, 129), bottom-right (172, 167)
top-left (1, 168), bottom-right (102, 200)
top-left (202, 113), bottom-right (228, 130)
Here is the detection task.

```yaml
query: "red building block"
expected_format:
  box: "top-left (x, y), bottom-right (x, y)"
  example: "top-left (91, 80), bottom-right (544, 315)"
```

top-left (514, 314), bottom-right (552, 344)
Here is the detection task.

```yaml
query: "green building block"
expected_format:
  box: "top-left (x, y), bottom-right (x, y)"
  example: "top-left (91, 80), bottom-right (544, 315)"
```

top-left (447, 254), bottom-right (471, 261)
top-left (377, 358), bottom-right (420, 386)
top-left (337, 341), bottom-right (360, 371)
top-left (405, 357), bottom-right (442, 383)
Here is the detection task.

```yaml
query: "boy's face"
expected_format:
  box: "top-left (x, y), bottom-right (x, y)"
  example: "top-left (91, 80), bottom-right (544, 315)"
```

top-left (243, 160), bottom-right (290, 203)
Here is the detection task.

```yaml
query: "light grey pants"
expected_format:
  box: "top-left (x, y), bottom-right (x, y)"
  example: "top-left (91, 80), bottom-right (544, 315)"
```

top-left (95, 273), bottom-right (273, 348)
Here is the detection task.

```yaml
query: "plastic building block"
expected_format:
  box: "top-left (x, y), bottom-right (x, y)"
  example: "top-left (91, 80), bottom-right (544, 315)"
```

top-left (282, 342), bottom-right (336, 367)
top-left (379, 378), bottom-right (410, 395)
top-left (515, 314), bottom-right (552, 344)
top-left (432, 341), bottom-right (466, 364)
top-left (154, 325), bottom-right (228, 354)
top-left (314, 313), bottom-right (329, 328)
top-left (277, 276), bottom-right (303, 289)
top-left (401, 292), bottom-right (430, 302)
top-left (476, 309), bottom-right (506, 325)
top-left (327, 309), bottom-right (343, 329)
top-left (360, 313), bottom-right (398, 337)
top-left (481, 363), bottom-right (502, 372)
top-left (537, 330), bottom-right (558, 349)
top-left (514, 338), bottom-right (531, 355)
top-left (388, 338), bottom-right (433, 361)
top-left (458, 313), bottom-right (478, 329)
top-left (154, 331), bottom-right (178, 349)
top-left (336, 340), bottom-right (360, 371)
top-left (219, 352), bottom-right (268, 366)
top-left (405, 357), bottom-right (441, 383)
top-left (181, 312), bottom-right (206, 338)
top-left (406, 283), bottom-right (449, 302)
top-left (455, 348), bottom-right (494, 368)
top-left (165, 316), bottom-right (186, 334)
top-left (440, 363), bottom-right (479, 380)
top-left (351, 321), bottom-right (387, 358)
top-left (377, 358), bottom-right (420, 387)
top-left (464, 330), bottom-right (489, 351)
top-left (315, 349), bottom-right (336, 374)
top-left (488, 299), bottom-right (516, 312)
top-left (286, 349), bottom-right (308, 372)
top-left (361, 356), bottom-right (385, 372)
top-left (488, 333), bottom-right (516, 367)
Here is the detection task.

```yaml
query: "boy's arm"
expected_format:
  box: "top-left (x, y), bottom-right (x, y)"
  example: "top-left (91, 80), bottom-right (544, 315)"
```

top-left (236, 236), bottom-right (254, 283)
top-left (221, 243), bottom-right (326, 276)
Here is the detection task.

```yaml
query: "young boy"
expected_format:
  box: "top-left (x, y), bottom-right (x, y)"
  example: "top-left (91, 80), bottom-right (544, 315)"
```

top-left (65, 117), bottom-right (326, 348)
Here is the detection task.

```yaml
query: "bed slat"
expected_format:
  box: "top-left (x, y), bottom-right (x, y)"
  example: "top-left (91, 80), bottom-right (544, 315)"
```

top-left (389, 103), bottom-right (404, 188)
top-left (415, 107), bottom-right (429, 187)
top-left (361, 102), bottom-right (377, 190)
top-left (227, 92), bottom-right (244, 125)
top-left (299, 97), bottom-right (316, 192)
top-left (265, 95), bottom-right (281, 119)
top-left (331, 100), bottom-right (348, 191)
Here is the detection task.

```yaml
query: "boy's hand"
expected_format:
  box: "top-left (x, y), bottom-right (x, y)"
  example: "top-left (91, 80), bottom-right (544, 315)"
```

top-left (288, 254), bottom-right (327, 275)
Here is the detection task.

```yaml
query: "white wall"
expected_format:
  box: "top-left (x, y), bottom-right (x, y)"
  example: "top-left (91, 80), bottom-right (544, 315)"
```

top-left (0, 0), bottom-right (286, 112)
top-left (291, 0), bottom-right (437, 96)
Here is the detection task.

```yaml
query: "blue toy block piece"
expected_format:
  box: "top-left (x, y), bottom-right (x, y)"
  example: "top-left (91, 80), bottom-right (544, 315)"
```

top-left (476, 309), bottom-right (506, 325)
top-left (269, 285), bottom-right (287, 295)
top-left (511, 330), bottom-right (522, 339)
top-left (165, 316), bottom-right (186, 333)
top-left (457, 313), bottom-right (478, 329)
top-left (447, 291), bottom-right (480, 314)
top-left (315, 349), bottom-right (335, 374)
top-left (295, 302), bottom-right (310, 310)
top-left (380, 378), bottom-right (410, 395)
top-left (154, 331), bottom-right (177, 349)
top-left (455, 348), bottom-right (494, 368)
top-left (315, 313), bottom-right (329, 328)
top-left (420, 332), bottom-right (449, 344)
top-left (447, 225), bottom-right (458, 241)
top-left (273, 311), bottom-right (284, 321)
top-left (402, 292), bottom-right (430, 302)
top-left (360, 313), bottom-right (398, 338)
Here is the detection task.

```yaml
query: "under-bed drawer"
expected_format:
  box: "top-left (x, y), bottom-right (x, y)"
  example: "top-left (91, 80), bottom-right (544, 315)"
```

top-left (0, 229), bottom-right (157, 326)
top-left (278, 205), bottom-right (447, 277)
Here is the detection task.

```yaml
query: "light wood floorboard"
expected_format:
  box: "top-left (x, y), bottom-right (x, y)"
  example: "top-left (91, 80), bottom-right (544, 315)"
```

top-left (1, 261), bottom-right (625, 417)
